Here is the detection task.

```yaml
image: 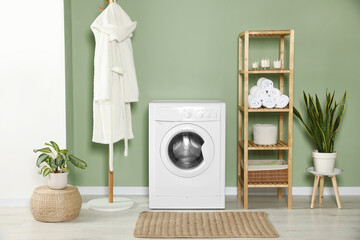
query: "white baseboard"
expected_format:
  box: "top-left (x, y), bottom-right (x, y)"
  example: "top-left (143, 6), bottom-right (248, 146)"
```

top-left (225, 187), bottom-right (360, 196)
top-left (1, 187), bottom-right (359, 207)
top-left (0, 198), bottom-right (30, 207)
top-left (77, 186), bottom-right (149, 195)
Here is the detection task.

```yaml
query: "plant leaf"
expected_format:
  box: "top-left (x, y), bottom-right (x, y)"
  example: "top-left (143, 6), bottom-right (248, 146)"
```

top-left (329, 92), bottom-right (347, 148)
top-left (50, 141), bottom-right (60, 153)
top-left (36, 154), bottom-right (49, 167)
top-left (68, 155), bottom-right (87, 169)
top-left (43, 167), bottom-right (52, 177)
top-left (55, 158), bottom-right (64, 168)
top-left (38, 165), bottom-right (47, 174)
top-left (33, 147), bottom-right (52, 154)
top-left (49, 158), bottom-right (57, 169)
top-left (59, 153), bottom-right (68, 161)
top-left (315, 94), bottom-right (324, 130)
top-left (293, 106), bottom-right (320, 150)
top-left (59, 149), bottom-right (70, 155)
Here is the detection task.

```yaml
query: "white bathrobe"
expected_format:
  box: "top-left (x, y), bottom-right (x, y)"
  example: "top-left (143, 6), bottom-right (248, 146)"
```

top-left (91, 1), bottom-right (138, 172)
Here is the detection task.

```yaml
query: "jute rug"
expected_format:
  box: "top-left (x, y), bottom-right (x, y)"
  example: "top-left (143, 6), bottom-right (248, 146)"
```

top-left (134, 211), bottom-right (278, 238)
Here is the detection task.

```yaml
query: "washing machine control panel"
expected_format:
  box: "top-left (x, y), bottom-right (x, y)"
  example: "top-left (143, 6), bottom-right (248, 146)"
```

top-left (181, 107), bottom-right (219, 121)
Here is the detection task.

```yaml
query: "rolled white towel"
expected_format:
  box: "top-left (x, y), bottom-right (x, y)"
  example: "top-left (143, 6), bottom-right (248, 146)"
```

top-left (260, 78), bottom-right (274, 91)
top-left (275, 95), bottom-right (289, 108)
top-left (257, 77), bottom-right (267, 87)
top-left (250, 85), bottom-right (261, 95)
top-left (262, 96), bottom-right (276, 108)
top-left (248, 96), bottom-right (262, 108)
top-left (252, 87), bottom-right (267, 100)
top-left (267, 88), bottom-right (282, 98)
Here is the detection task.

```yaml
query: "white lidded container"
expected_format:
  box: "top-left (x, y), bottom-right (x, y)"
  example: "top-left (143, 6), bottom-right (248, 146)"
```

top-left (253, 124), bottom-right (278, 145)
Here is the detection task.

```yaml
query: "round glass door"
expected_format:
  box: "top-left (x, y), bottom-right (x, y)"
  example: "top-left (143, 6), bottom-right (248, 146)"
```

top-left (160, 124), bottom-right (215, 178)
top-left (168, 132), bottom-right (204, 170)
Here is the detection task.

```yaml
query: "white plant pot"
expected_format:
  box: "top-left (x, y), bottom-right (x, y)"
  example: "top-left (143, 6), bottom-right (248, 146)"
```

top-left (48, 172), bottom-right (68, 190)
top-left (312, 150), bottom-right (337, 173)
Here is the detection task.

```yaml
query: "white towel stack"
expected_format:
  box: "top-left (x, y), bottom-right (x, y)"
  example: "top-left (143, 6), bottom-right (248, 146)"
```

top-left (248, 77), bottom-right (289, 109)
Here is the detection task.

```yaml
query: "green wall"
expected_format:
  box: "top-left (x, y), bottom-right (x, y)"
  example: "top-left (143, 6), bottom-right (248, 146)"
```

top-left (64, 0), bottom-right (360, 187)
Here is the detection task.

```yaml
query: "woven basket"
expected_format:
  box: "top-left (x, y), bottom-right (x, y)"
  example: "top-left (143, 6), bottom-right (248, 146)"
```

top-left (30, 185), bottom-right (82, 222)
top-left (241, 160), bottom-right (288, 184)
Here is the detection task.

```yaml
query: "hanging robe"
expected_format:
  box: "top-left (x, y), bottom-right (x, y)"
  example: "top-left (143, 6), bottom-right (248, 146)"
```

top-left (91, 0), bottom-right (138, 172)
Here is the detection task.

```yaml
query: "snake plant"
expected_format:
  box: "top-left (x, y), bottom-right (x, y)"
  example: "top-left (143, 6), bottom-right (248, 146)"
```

top-left (293, 91), bottom-right (347, 153)
top-left (34, 141), bottom-right (87, 176)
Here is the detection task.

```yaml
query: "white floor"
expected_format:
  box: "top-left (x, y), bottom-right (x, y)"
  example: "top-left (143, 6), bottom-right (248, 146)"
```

top-left (1, 195), bottom-right (360, 240)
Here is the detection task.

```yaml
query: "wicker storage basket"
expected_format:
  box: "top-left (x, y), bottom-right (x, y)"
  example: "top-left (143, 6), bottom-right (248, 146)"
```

top-left (241, 160), bottom-right (288, 184)
top-left (30, 185), bottom-right (82, 222)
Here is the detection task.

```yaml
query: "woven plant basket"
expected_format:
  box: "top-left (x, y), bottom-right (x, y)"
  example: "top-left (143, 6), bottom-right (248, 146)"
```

top-left (30, 185), bottom-right (82, 222)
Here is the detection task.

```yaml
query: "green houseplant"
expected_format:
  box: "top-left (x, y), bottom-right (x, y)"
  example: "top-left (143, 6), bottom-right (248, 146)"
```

top-left (34, 141), bottom-right (87, 189)
top-left (293, 91), bottom-right (347, 173)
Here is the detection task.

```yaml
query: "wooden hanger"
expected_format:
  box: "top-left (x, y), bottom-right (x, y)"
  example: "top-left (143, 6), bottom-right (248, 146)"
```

top-left (99, 0), bottom-right (114, 11)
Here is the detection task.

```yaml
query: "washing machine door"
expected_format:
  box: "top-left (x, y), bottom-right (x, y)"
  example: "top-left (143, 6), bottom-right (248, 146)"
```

top-left (160, 124), bottom-right (215, 178)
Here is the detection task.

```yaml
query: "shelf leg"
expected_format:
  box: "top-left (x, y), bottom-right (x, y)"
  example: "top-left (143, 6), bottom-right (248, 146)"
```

top-left (237, 145), bottom-right (242, 199)
top-left (244, 184), bottom-right (248, 209)
top-left (311, 176), bottom-right (320, 208)
top-left (237, 178), bottom-right (242, 199)
top-left (277, 188), bottom-right (282, 199)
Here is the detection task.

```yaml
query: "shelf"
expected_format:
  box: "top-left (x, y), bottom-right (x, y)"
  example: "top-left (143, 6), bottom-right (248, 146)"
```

top-left (237, 30), bottom-right (294, 209)
top-left (238, 140), bottom-right (289, 150)
top-left (239, 69), bottom-right (290, 74)
top-left (239, 106), bottom-right (289, 112)
top-left (238, 178), bottom-right (288, 188)
top-left (239, 30), bottom-right (291, 38)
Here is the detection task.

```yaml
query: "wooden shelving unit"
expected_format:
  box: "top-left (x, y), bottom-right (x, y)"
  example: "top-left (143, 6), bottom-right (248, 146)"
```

top-left (237, 30), bottom-right (294, 209)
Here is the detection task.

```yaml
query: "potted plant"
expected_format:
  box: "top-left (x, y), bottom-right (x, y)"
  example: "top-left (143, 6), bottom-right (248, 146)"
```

top-left (34, 141), bottom-right (87, 189)
top-left (293, 91), bottom-right (347, 173)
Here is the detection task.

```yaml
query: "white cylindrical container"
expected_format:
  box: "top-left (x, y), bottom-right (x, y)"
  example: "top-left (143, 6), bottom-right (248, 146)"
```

top-left (273, 60), bottom-right (282, 69)
top-left (253, 124), bottom-right (278, 145)
top-left (312, 150), bottom-right (337, 173)
top-left (48, 172), bottom-right (68, 190)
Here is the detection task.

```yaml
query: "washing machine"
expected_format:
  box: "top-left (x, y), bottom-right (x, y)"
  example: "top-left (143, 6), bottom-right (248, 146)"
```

top-left (149, 101), bottom-right (225, 209)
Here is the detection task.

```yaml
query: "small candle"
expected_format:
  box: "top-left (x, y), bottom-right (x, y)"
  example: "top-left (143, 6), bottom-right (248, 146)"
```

top-left (252, 61), bottom-right (259, 69)
top-left (273, 59), bottom-right (281, 69)
top-left (261, 58), bottom-right (270, 68)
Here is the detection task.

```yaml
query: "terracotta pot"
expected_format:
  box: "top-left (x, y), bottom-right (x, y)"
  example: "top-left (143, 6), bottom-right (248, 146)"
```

top-left (48, 172), bottom-right (67, 190)
top-left (312, 150), bottom-right (337, 173)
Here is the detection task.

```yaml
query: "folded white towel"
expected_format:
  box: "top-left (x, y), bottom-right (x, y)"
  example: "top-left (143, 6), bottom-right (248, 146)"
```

top-left (262, 96), bottom-right (276, 108)
top-left (253, 87), bottom-right (267, 100)
top-left (250, 85), bottom-right (261, 95)
top-left (275, 95), bottom-right (289, 108)
top-left (260, 78), bottom-right (274, 91)
top-left (248, 95), bottom-right (262, 108)
top-left (267, 88), bottom-right (282, 98)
